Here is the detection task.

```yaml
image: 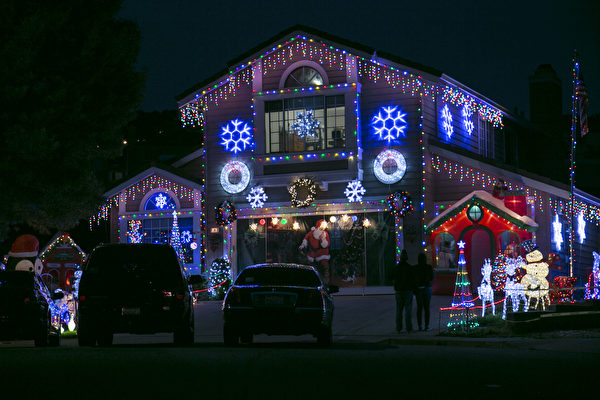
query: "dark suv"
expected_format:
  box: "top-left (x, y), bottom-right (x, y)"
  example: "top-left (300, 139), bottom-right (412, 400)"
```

top-left (0, 271), bottom-right (62, 346)
top-left (77, 243), bottom-right (194, 346)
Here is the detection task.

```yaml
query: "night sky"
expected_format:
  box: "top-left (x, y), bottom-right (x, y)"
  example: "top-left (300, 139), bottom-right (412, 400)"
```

top-left (118, 0), bottom-right (599, 119)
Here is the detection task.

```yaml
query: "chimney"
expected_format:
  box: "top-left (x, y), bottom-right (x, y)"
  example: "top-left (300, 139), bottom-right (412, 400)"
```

top-left (503, 190), bottom-right (527, 216)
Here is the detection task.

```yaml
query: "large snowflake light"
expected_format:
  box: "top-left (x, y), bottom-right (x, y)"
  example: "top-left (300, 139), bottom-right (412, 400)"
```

top-left (371, 106), bottom-right (407, 143)
top-left (181, 230), bottom-right (192, 244)
top-left (246, 186), bottom-right (268, 209)
top-left (291, 110), bottom-right (321, 138)
top-left (552, 214), bottom-right (563, 251)
top-left (373, 149), bottom-right (407, 184)
top-left (441, 104), bottom-right (454, 139)
top-left (155, 193), bottom-right (168, 209)
top-left (577, 211), bottom-right (586, 244)
top-left (220, 160), bottom-right (251, 194)
top-left (219, 119), bottom-right (254, 154)
top-left (344, 180), bottom-right (366, 202)
top-left (462, 105), bottom-right (474, 135)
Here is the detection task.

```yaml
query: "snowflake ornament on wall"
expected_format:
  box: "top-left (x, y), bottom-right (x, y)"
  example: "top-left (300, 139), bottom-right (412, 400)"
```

top-left (462, 105), bottom-right (474, 135)
top-left (344, 180), bottom-right (366, 202)
top-left (291, 110), bottom-right (321, 138)
top-left (246, 186), bottom-right (268, 209)
top-left (219, 119), bottom-right (254, 154)
top-left (441, 104), bottom-right (454, 139)
top-left (371, 106), bottom-right (407, 143)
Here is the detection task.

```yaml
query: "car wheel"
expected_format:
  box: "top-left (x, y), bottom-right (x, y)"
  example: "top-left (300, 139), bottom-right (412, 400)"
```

top-left (240, 332), bottom-right (253, 345)
top-left (223, 324), bottom-right (239, 346)
top-left (316, 325), bottom-right (332, 347)
top-left (34, 316), bottom-right (50, 347)
top-left (49, 331), bottom-right (61, 347)
top-left (97, 329), bottom-right (113, 347)
top-left (174, 317), bottom-right (194, 346)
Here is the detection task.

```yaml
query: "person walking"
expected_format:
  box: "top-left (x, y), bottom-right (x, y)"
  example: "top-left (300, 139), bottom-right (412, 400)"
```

top-left (392, 249), bottom-right (416, 333)
top-left (415, 252), bottom-right (433, 331)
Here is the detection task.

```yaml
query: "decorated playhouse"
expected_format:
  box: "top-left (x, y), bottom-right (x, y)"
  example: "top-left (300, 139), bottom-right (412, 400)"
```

top-left (92, 26), bottom-right (599, 293)
top-left (39, 233), bottom-right (87, 293)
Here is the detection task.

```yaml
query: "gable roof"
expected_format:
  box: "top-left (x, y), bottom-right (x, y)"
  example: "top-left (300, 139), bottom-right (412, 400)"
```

top-left (426, 190), bottom-right (539, 233)
top-left (176, 24), bottom-right (445, 105)
top-left (103, 166), bottom-right (203, 198)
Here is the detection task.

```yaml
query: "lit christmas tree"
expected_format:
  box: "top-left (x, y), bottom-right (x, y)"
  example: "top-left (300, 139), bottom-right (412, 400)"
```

top-left (207, 258), bottom-right (232, 300)
top-left (170, 210), bottom-right (184, 262)
top-left (447, 240), bottom-right (479, 332)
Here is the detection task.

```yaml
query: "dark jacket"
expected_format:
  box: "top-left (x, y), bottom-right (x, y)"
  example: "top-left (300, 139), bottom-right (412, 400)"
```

top-left (392, 260), bottom-right (416, 291)
top-left (416, 262), bottom-right (434, 288)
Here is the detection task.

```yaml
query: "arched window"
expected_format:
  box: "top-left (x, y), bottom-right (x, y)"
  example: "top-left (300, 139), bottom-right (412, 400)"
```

top-left (144, 192), bottom-right (176, 211)
top-left (435, 233), bottom-right (456, 269)
top-left (497, 231), bottom-right (521, 258)
top-left (284, 66), bottom-right (324, 88)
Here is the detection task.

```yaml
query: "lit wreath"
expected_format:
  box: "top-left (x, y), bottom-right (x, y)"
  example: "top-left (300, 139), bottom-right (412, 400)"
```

top-left (288, 178), bottom-right (318, 208)
top-left (220, 160), bottom-right (250, 194)
top-left (215, 200), bottom-right (237, 226)
top-left (387, 191), bottom-right (413, 217)
top-left (373, 149), bottom-right (407, 184)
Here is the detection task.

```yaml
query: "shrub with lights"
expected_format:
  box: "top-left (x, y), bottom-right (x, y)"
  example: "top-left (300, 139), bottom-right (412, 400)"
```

top-left (288, 178), bottom-right (318, 208)
top-left (207, 258), bottom-right (232, 300)
top-left (216, 200), bottom-right (237, 226)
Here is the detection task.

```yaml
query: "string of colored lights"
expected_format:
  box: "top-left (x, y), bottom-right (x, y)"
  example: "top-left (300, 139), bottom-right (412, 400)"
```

top-left (39, 233), bottom-right (87, 263)
top-left (179, 34), bottom-right (504, 129)
top-left (419, 96), bottom-right (427, 252)
top-left (253, 151), bottom-right (355, 163)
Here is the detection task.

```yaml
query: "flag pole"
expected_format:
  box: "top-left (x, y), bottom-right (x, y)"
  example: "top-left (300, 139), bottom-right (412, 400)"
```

top-left (569, 50), bottom-right (579, 277)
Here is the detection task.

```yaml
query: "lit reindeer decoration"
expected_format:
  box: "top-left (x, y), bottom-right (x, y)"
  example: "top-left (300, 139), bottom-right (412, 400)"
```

top-left (502, 256), bottom-right (528, 320)
top-left (477, 258), bottom-right (495, 316)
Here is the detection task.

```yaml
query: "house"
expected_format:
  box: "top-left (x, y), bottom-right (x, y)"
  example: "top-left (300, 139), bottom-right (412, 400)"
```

top-left (39, 233), bottom-right (87, 293)
top-left (96, 26), bottom-right (600, 292)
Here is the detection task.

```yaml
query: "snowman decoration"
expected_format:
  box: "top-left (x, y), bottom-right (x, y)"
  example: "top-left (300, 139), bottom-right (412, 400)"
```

top-left (5, 234), bottom-right (44, 274)
top-left (520, 240), bottom-right (550, 310)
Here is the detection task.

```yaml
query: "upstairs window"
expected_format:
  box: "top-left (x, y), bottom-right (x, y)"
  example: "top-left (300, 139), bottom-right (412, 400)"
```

top-left (265, 95), bottom-right (345, 153)
top-left (284, 66), bottom-right (324, 88)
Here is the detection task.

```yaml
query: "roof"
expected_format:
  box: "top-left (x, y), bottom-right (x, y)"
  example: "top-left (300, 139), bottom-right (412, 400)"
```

top-left (176, 24), bottom-right (444, 104)
top-left (426, 190), bottom-right (539, 233)
top-left (103, 165), bottom-right (203, 198)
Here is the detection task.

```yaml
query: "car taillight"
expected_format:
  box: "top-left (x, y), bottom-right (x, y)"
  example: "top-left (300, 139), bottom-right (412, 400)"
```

top-left (176, 294), bottom-right (184, 300)
top-left (162, 291), bottom-right (174, 297)
top-left (79, 295), bottom-right (86, 302)
top-left (24, 297), bottom-right (30, 303)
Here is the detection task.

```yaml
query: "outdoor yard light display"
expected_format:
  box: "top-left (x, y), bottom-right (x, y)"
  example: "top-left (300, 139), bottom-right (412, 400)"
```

top-left (169, 210), bottom-right (185, 262)
top-left (215, 200), bottom-right (237, 226)
top-left (552, 214), bottom-right (563, 251)
top-left (288, 178), bottom-right (318, 208)
top-left (445, 240), bottom-right (479, 332)
top-left (585, 251), bottom-right (600, 300)
top-left (371, 105), bottom-right (407, 143)
top-left (220, 160), bottom-right (250, 194)
top-left (127, 220), bottom-right (144, 243)
top-left (344, 180), bottom-right (366, 202)
top-left (219, 119), bottom-right (254, 154)
top-left (246, 186), bottom-right (268, 209)
top-left (477, 258), bottom-right (495, 316)
top-left (578, 211), bottom-right (586, 244)
top-left (373, 149), bottom-right (407, 184)
top-left (502, 256), bottom-right (528, 320)
top-left (291, 110), bottom-right (321, 138)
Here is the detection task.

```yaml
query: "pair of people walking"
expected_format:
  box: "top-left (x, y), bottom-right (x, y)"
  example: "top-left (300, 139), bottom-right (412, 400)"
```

top-left (392, 249), bottom-right (433, 333)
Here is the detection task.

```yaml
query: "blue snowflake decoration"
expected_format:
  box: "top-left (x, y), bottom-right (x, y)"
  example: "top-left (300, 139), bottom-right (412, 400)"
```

top-left (462, 105), bottom-right (474, 135)
top-left (441, 104), bottom-right (454, 139)
top-left (246, 186), bottom-right (268, 209)
top-left (291, 110), bottom-right (321, 138)
top-left (145, 192), bottom-right (176, 210)
top-left (181, 230), bottom-right (192, 244)
top-left (371, 106), bottom-right (407, 143)
top-left (344, 180), bottom-right (366, 202)
top-left (219, 119), bottom-right (254, 154)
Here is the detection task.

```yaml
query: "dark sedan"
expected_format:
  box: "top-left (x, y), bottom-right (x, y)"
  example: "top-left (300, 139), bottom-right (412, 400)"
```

top-left (222, 263), bottom-right (338, 346)
top-left (0, 271), bottom-right (62, 346)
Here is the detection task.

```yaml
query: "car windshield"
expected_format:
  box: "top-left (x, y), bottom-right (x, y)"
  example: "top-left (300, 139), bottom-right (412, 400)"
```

top-left (235, 267), bottom-right (321, 287)
top-left (85, 245), bottom-right (183, 289)
top-left (0, 271), bottom-right (34, 297)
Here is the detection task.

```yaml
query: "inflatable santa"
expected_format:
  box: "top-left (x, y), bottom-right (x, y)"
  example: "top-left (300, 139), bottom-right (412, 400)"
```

top-left (299, 219), bottom-right (330, 282)
top-left (5, 234), bottom-right (43, 274)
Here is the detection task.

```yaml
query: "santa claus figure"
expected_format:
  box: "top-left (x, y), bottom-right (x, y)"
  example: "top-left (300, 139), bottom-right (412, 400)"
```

top-left (299, 219), bottom-right (330, 282)
top-left (5, 234), bottom-right (43, 274)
